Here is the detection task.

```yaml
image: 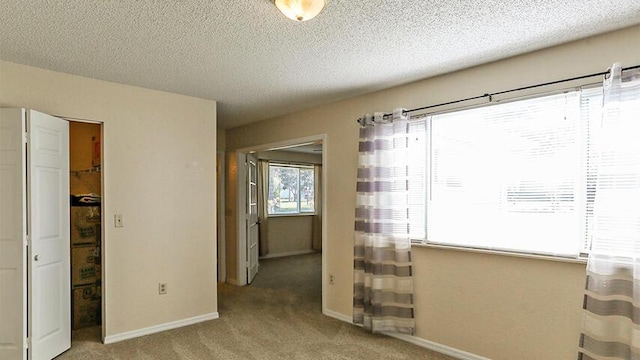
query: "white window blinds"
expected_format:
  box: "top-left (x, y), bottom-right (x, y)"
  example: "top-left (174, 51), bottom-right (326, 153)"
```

top-left (420, 88), bottom-right (603, 257)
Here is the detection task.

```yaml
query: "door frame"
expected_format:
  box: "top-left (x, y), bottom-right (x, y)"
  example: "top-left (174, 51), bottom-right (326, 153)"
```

top-left (216, 150), bottom-right (226, 283)
top-left (62, 117), bottom-right (106, 343)
top-left (234, 134), bottom-right (327, 310)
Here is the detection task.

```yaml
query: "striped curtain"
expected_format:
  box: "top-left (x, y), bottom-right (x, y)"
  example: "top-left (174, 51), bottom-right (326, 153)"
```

top-left (353, 109), bottom-right (415, 335)
top-left (578, 64), bottom-right (640, 359)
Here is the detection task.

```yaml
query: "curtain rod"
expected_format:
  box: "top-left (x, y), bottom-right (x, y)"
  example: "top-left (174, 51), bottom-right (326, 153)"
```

top-left (357, 64), bottom-right (640, 123)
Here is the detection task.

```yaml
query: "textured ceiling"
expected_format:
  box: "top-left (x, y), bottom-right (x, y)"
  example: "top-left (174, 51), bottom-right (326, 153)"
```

top-left (1, 1), bottom-right (639, 128)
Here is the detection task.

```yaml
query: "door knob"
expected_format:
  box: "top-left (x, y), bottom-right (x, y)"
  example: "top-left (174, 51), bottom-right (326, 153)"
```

top-left (34, 255), bottom-right (39, 261)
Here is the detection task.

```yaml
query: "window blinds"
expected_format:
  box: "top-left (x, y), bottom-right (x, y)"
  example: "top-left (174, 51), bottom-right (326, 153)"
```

top-left (420, 89), bottom-right (603, 257)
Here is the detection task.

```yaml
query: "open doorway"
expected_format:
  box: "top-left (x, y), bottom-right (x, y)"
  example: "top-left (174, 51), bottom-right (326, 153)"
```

top-left (231, 134), bottom-right (327, 313)
top-left (257, 143), bottom-right (323, 260)
top-left (68, 120), bottom-right (103, 344)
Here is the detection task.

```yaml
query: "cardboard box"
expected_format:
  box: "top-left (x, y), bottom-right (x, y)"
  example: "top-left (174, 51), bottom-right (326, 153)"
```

top-left (71, 246), bottom-right (100, 286)
top-left (71, 224), bottom-right (100, 246)
top-left (71, 206), bottom-right (101, 245)
top-left (92, 136), bottom-right (101, 167)
top-left (73, 285), bottom-right (101, 330)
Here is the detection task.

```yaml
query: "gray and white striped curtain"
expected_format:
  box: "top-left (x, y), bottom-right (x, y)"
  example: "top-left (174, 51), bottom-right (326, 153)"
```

top-left (353, 108), bottom-right (415, 335)
top-left (578, 64), bottom-right (640, 360)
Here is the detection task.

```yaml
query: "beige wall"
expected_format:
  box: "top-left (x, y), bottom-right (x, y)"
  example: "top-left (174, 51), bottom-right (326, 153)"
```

top-left (217, 127), bottom-right (226, 151)
top-left (225, 151), bottom-right (239, 283)
top-left (225, 25), bottom-right (640, 360)
top-left (0, 61), bottom-right (218, 338)
top-left (266, 216), bottom-right (313, 256)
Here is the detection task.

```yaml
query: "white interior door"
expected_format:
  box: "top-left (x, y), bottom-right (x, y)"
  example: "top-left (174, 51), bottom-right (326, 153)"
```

top-left (0, 108), bottom-right (27, 360)
top-left (246, 154), bottom-right (259, 284)
top-left (28, 110), bottom-right (70, 360)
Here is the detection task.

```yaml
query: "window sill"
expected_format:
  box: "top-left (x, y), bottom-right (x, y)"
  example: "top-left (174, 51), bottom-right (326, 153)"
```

top-left (411, 242), bottom-right (588, 265)
top-left (267, 213), bottom-right (315, 218)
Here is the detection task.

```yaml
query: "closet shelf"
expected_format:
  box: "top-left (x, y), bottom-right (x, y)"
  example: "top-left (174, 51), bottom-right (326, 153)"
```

top-left (70, 166), bottom-right (101, 176)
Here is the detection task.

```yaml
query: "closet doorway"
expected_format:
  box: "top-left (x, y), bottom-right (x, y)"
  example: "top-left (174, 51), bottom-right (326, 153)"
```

top-left (0, 109), bottom-right (104, 360)
top-left (68, 121), bottom-right (103, 343)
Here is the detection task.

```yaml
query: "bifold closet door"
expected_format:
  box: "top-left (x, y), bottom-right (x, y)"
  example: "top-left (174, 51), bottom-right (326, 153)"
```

top-left (0, 108), bottom-right (28, 360)
top-left (246, 153), bottom-right (259, 284)
top-left (28, 110), bottom-right (71, 360)
top-left (0, 108), bottom-right (71, 360)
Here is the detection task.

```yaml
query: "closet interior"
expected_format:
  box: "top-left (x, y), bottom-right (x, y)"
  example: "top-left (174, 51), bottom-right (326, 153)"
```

top-left (69, 121), bottom-right (102, 332)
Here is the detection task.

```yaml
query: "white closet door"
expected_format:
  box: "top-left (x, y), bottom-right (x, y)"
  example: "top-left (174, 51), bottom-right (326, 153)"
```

top-left (28, 110), bottom-right (70, 360)
top-left (246, 153), bottom-right (259, 284)
top-left (0, 108), bottom-right (27, 360)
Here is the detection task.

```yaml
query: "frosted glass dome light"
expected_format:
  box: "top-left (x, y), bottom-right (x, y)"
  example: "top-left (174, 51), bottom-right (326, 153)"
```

top-left (274, 0), bottom-right (326, 22)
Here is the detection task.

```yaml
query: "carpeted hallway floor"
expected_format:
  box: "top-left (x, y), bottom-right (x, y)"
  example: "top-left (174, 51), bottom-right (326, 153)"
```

top-left (57, 253), bottom-right (456, 360)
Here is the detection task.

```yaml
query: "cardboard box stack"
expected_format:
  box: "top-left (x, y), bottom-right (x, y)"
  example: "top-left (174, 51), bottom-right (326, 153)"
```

top-left (73, 284), bottom-right (101, 330)
top-left (70, 194), bottom-right (101, 330)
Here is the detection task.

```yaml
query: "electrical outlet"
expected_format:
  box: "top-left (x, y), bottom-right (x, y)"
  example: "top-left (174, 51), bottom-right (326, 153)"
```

top-left (114, 214), bottom-right (124, 228)
top-left (158, 283), bottom-right (167, 295)
top-left (329, 275), bottom-right (335, 285)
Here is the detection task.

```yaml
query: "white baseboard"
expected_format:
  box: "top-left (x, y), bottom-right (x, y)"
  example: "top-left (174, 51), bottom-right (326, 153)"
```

top-left (322, 309), bottom-right (488, 360)
top-left (260, 249), bottom-right (316, 259)
top-left (383, 332), bottom-right (490, 360)
top-left (104, 312), bottom-right (219, 344)
top-left (323, 309), bottom-right (353, 324)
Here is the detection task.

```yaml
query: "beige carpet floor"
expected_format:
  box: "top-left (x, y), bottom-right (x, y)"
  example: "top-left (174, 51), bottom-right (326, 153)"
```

top-left (57, 253), bottom-right (456, 360)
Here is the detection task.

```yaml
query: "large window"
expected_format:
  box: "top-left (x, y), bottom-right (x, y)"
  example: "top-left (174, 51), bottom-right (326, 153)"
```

top-left (410, 87), bottom-right (603, 258)
top-left (267, 164), bottom-right (315, 215)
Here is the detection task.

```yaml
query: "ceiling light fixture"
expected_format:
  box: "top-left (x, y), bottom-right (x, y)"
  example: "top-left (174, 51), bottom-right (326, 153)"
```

top-left (274, 0), bottom-right (326, 22)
